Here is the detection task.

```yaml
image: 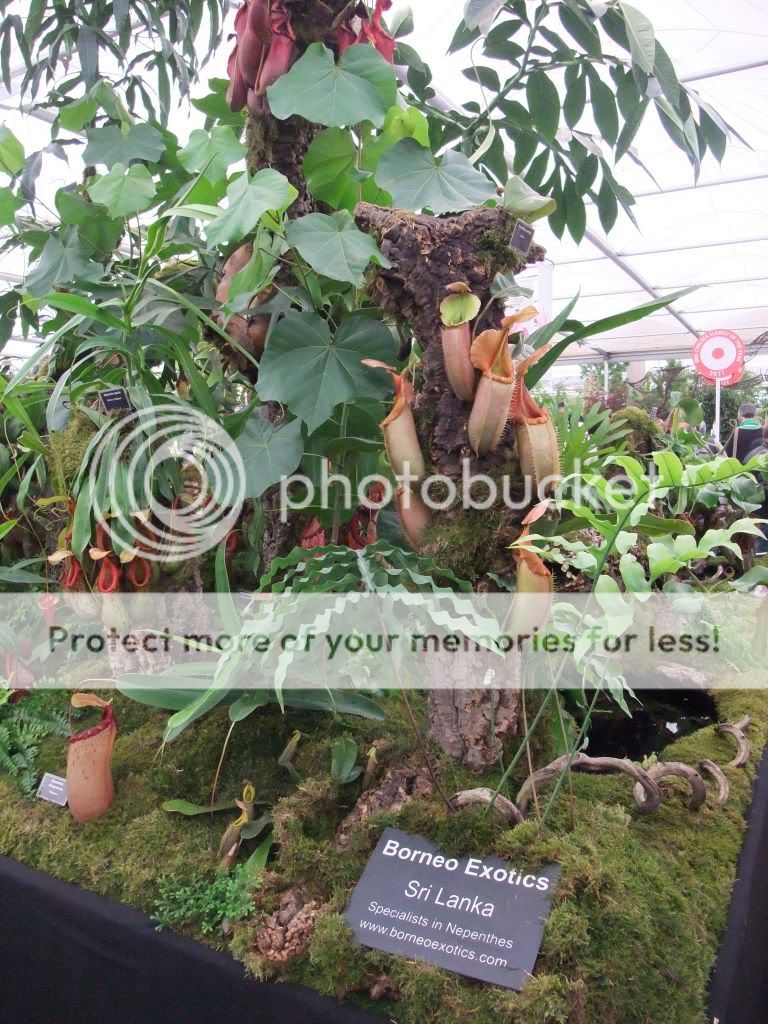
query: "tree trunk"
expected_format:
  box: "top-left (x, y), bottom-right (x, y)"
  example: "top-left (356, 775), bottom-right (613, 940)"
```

top-left (238, 28), bottom-right (546, 770)
top-left (353, 205), bottom-right (545, 769)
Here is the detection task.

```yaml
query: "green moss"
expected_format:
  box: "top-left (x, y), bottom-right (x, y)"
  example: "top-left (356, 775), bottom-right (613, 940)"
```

top-left (1, 687), bottom-right (765, 1024)
top-left (48, 411), bottom-right (98, 495)
top-left (308, 913), bottom-right (370, 998)
top-left (423, 503), bottom-right (510, 580)
top-left (478, 216), bottom-right (532, 276)
top-left (611, 406), bottom-right (661, 456)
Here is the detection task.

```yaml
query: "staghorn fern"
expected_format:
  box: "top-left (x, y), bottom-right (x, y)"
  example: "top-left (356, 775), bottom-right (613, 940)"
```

top-left (0, 689), bottom-right (68, 797)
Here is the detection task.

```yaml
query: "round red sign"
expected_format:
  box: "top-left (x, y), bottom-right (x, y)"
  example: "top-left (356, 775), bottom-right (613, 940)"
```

top-left (692, 330), bottom-right (745, 384)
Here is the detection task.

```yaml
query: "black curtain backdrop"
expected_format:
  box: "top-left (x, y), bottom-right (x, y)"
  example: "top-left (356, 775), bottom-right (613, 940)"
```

top-left (709, 746), bottom-right (768, 1024)
top-left (0, 855), bottom-right (380, 1024)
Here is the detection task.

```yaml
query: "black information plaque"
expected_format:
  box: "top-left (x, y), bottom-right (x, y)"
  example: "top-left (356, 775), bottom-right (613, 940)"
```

top-left (99, 387), bottom-right (132, 412)
top-left (346, 828), bottom-right (560, 990)
top-left (36, 772), bottom-right (67, 807)
top-left (510, 218), bottom-right (535, 257)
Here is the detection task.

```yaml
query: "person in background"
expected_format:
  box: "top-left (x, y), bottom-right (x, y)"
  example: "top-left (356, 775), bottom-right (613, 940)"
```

top-left (745, 423), bottom-right (768, 556)
top-left (724, 403), bottom-right (763, 463)
top-left (557, 401), bottom-right (566, 414)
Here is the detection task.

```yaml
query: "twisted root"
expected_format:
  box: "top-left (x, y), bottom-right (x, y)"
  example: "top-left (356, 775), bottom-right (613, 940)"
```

top-left (633, 761), bottom-right (708, 811)
top-left (450, 720), bottom-right (750, 825)
top-left (699, 759), bottom-right (730, 806)
top-left (716, 715), bottom-right (751, 768)
top-left (449, 788), bottom-right (524, 824)
top-left (515, 754), bottom-right (662, 818)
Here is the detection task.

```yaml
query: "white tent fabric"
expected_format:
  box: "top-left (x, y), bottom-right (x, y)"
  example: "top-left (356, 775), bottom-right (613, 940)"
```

top-left (411, 0), bottom-right (768, 371)
top-left (0, 0), bottom-right (766, 374)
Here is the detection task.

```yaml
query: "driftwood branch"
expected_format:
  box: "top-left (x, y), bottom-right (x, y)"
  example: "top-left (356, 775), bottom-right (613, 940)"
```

top-left (515, 753), bottom-right (662, 818)
top-left (716, 716), bottom-right (751, 769)
top-left (633, 762), bottom-right (707, 811)
top-left (699, 759), bottom-right (730, 805)
top-left (449, 788), bottom-right (524, 824)
top-left (447, 739), bottom-right (744, 828)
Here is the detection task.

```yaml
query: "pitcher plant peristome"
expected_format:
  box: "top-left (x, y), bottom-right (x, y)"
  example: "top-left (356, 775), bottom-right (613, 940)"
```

top-left (361, 359), bottom-right (426, 481)
top-left (510, 345), bottom-right (561, 497)
top-left (439, 282), bottom-right (481, 401)
top-left (467, 307), bottom-right (537, 456)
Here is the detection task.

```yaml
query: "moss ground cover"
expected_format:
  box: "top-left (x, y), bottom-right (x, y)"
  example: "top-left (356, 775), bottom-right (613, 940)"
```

top-left (0, 686), bottom-right (763, 1024)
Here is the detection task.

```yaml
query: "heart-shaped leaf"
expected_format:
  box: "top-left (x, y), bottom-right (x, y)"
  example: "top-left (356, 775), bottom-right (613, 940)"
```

top-left (178, 126), bottom-right (246, 184)
top-left (205, 169), bottom-right (296, 247)
top-left (375, 139), bottom-right (496, 214)
top-left (257, 312), bottom-right (396, 431)
top-left (268, 42), bottom-right (397, 128)
top-left (82, 124), bottom-right (165, 167)
top-left (234, 416), bottom-right (305, 499)
top-left (88, 163), bottom-right (157, 218)
top-left (24, 230), bottom-right (103, 297)
top-left (286, 210), bottom-right (391, 286)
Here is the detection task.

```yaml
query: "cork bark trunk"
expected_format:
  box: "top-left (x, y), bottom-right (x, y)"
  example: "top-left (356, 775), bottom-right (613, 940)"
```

top-left (238, 19), bottom-right (545, 770)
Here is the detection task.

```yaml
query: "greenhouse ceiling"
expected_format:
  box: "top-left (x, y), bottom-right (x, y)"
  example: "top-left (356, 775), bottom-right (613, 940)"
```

top-left (0, 0), bottom-right (766, 368)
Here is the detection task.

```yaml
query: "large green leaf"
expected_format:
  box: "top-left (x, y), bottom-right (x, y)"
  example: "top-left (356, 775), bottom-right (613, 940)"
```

top-left (24, 230), bottom-right (103, 298)
top-left (525, 288), bottom-right (696, 387)
top-left (55, 189), bottom-right (123, 256)
top-left (268, 42), bottom-right (397, 129)
top-left (164, 685), bottom-right (232, 742)
top-left (205, 169), bottom-right (296, 247)
top-left (559, 4), bottom-right (602, 57)
top-left (652, 450), bottom-right (684, 487)
top-left (117, 678), bottom-right (384, 722)
top-left (524, 293), bottom-right (579, 351)
top-left (589, 74), bottom-right (619, 147)
top-left (0, 563), bottom-right (47, 585)
top-left (0, 125), bottom-right (24, 175)
top-left (235, 416), bottom-right (305, 499)
top-left (257, 311), bottom-right (396, 431)
top-left (730, 566), bottom-right (768, 593)
top-left (503, 175), bottom-right (556, 222)
top-left (526, 71), bottom-right (560, 141)
top-left (0, 185), bottom-right (23, 227)
top-left (375, 138), bottom-right (496, 214)
top-left (59, 95), bottom-right (99, 132)
top-left (82, 124), bottom-right (165, 167)
top-left (303, 108), bottom-right (428, 213)
top-left (41, 293), bottom-right (127, 329)
top-left (162, 799), bottom-right (238, 816)
top-left (286, 211), bottom-right (391, 286)
top-left (88, 163), bottom-right (157, 218)
top-left (178, 126), bottom-right (246, 184)
top-left (619, 2), bottom-right (656, 73)
top-left (303, 128), bottom-right (358, 210)
top-left (463, 0), bottom-right (504, 33)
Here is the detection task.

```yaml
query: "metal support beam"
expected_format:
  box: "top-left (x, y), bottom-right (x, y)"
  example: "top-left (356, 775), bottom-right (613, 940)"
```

top-left (583, 228), bottom-right (700, 340)
top-left (580, 172), bottom-right (768, 206)
top-left (558, 232), bottom-right (768, 266)
top-left (681, 59), bottom-right (768, 83)
top-left (631, 172), bottom-right (768, 199)
top-left (550, 343), bottom-right (768, 366)
top-left (549, 273), bottom-right (768, 302)
top-left (0, 102), bottom-right (56, 125)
